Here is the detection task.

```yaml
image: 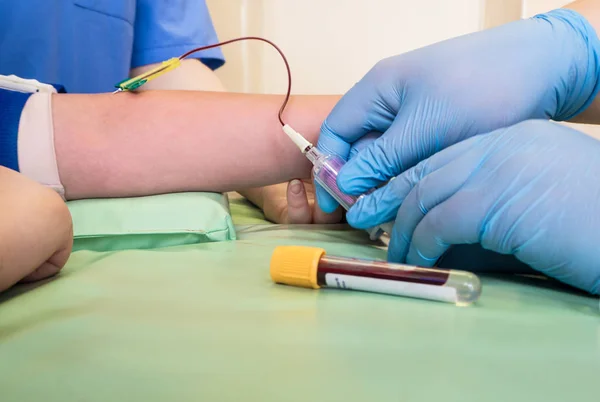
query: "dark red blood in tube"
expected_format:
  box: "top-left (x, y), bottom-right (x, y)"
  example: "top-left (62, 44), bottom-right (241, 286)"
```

top-left (316, 256), bottom-right (450, 287)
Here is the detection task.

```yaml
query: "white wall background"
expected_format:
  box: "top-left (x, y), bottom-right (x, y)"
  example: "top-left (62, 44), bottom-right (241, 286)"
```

top-left (206, 0), bottom-right (600, 138)
top-left (522, 0), bottom-right (572, 16)
top-left (207, 0), bottom-right (487, 94)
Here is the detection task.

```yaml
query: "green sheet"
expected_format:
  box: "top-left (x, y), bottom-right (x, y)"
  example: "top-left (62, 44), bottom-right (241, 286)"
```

top-left (0, 200), bottom-right (598, 401)
top-left (229, 194), bottom-right (270, 225)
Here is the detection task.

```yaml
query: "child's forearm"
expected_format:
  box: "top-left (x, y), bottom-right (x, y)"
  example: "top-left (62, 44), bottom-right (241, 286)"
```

top-left (52, 91), bottom-right (338, 199)
top-left (0, 167), bottom-right (73, 291)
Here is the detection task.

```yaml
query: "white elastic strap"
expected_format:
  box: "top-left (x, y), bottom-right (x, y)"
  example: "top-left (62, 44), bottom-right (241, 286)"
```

top-left (0, 74), bottom-right (58, 94)
top-left (17, 92), bottom-right (65, 199)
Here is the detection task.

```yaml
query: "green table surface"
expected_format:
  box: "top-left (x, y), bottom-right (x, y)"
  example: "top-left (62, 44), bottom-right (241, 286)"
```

top-left (0, 198), bottom-right (598, 402)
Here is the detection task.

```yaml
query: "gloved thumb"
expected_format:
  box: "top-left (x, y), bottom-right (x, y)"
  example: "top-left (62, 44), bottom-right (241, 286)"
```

top-left (315, 67), bottom-right (400, 212)
top-left (315, 131), bottom-right (383, 213)
top-left (314, 183), bottom-right (339, 214)
top-left (337, 133), bottom-right (400, 195)
top-left (314, 121), bottom-right (352, 213)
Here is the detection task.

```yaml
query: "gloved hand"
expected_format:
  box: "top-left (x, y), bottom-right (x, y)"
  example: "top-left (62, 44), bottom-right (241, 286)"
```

top-left (345, 120), bottom-right (600, 295)
top-left (316, 9), bottom-right (600, 213)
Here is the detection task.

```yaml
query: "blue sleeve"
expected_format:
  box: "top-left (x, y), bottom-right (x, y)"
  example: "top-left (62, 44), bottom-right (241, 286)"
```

top-left (0, 89), bottom-right (30, 172)
top-left (132, 0), bottom-right (225, 70)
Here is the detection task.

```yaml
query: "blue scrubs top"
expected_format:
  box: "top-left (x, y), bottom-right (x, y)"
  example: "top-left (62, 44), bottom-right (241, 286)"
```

top-left (0, 0), bottom-right (225, 93)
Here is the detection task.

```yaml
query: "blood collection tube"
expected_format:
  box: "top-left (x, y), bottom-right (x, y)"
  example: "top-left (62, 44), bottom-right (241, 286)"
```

top-left (282, 124), bottom-right (394, 240)
top-left (270, 246), bottom-right (482, 305)
top-left (307, 147), bottom-right (394, 240)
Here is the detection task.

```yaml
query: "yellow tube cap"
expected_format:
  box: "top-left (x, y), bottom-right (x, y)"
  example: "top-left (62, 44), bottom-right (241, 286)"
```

top-left (270, 246), bottom-right (326, 289)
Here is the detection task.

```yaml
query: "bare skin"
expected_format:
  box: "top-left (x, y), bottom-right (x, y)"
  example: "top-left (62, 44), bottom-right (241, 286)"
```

top-left (52, 90), bottom-right (339, 199)
top-left (0, 167), bottom-right (72, 292)
top-left (131, 58), bottom-right (343, 224)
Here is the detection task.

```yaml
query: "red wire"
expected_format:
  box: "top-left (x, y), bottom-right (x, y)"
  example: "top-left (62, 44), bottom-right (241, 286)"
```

top-left (179, 36), bottom-right (292, 126)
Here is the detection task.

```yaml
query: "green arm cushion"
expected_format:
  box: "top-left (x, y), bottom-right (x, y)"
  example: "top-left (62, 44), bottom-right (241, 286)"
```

top-left (68, 192), bottom-right (236, 252)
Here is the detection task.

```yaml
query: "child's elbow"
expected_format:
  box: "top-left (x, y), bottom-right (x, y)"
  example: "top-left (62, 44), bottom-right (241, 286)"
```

top-left (0, 173), bottom-right (74, 291)
top-left (39, 187), bottom-right (74, 271)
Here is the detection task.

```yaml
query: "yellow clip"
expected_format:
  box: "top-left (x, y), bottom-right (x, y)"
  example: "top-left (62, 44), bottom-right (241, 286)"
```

top-left (114, 57), bottom-right (182, 92)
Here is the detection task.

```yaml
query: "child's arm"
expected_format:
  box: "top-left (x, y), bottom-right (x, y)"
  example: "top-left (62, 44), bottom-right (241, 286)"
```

top-left (129, 59), bottom-right (343, 223)
top-left (52, 91), bottom-right (339, 200)
top-left (0, 167), bottom-right (72, 292)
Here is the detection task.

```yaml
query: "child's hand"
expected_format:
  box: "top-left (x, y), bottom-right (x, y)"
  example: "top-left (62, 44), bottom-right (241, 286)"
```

top-left (258, 180), bottom-right (343, 224)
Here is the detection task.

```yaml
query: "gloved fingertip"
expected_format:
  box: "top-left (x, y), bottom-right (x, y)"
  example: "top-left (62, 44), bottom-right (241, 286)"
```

top-left (315, 183), bottom-right (341, 214)
top-left (337, 177), bottom-right (363, 196)
top-left (388, 227), bottom-right (410, 264)
top-left (387, 247), bottom-right (402, 263)
top-left (348, 132), bottom-right (382, 161)
top-left (345, 207), bottom-right (360, 227)
top-left (317, 120), bottom-right (352, 159)
top-left (406, 250), bottom-right (437, 268)
top-left (337, 164), bottom-right (373, 196)
top-left (345, 207), bottom-right (365, 229)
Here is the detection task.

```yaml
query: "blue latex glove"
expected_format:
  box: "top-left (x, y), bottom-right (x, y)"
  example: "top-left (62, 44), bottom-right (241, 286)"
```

top-left (345, 120), bottom-right (600, 295)
top-left (316, 9), bottom-right (600, 213)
